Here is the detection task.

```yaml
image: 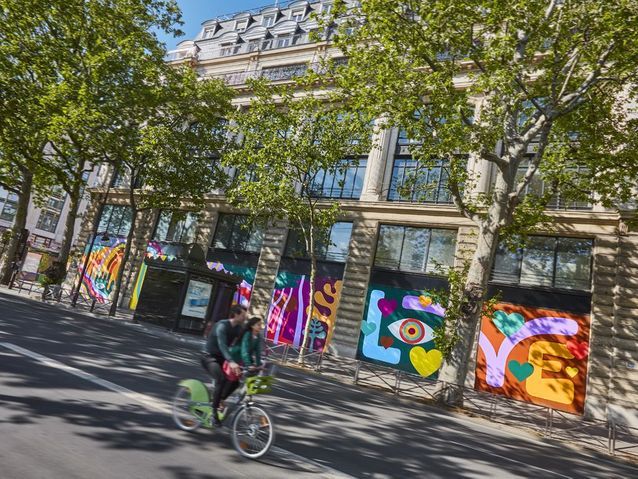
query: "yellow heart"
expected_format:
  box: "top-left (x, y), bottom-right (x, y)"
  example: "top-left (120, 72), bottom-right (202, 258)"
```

top-left (565, 366), bottom-right (579, 378)
top-left (409, 347), bottom-right (443, 378)
top-left (418, 295), bottom-right (432, 308)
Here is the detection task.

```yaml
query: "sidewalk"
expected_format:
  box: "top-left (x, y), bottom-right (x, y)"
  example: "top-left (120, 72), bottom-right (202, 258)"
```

top-left (2, 283), bottom-right (637, 463)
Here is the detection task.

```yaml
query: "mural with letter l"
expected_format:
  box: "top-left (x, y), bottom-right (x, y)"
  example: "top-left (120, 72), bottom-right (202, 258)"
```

top-left (474, 305), bottom-right (590, 415)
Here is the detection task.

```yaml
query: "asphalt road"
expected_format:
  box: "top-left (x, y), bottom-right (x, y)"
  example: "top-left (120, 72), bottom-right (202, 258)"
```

top-left (0, 289), bottom-right (636, 479)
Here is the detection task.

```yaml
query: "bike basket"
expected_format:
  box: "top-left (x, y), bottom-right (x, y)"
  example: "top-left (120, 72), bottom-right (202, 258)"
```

top-left (245, 375), bottom-right (274, 395)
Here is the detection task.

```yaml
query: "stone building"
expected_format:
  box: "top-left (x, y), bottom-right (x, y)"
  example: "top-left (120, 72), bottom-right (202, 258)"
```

top-left (76, 1), bottom-right (638, 420)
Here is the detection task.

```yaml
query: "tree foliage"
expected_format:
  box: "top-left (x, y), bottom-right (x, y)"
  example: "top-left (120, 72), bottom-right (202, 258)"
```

top-left (330, 0), bottom-right (638, 402)
top-left (225, 78), bottom-right (374, 361)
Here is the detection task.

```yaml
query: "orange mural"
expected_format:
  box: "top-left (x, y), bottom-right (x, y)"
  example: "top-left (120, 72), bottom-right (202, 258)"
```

top-left (474, 304), bottom-right (590, 415)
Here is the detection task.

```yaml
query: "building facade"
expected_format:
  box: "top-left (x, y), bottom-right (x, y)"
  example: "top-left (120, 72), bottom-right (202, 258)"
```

top-left (77, 1), bottom-right (638, 420)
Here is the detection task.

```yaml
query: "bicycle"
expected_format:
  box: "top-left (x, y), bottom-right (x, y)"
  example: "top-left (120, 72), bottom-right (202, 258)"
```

top-left (172, 365), bottom-right (276, 459)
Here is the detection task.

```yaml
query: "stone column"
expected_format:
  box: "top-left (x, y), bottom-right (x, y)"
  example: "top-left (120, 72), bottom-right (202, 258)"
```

top-left (195, 206), bottom-right (219, 249)
top-left (248, 220), bottom-right (288, 319)
top-left (331, 219), bottom-right (379, 357)
top-left (606, 232), bottom-right (638, 416)
top-left (359, 121), bottom-right (394, 203)
top-left (584, 234), bottom-right (619, 419)
top-left (119, 209), bottom-right (158, 309)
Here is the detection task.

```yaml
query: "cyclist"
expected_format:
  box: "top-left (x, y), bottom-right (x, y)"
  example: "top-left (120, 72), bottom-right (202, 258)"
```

top-left (235, 316), bottom-right (264, 371)
top-left (201, 304), bottom-right (247, 426)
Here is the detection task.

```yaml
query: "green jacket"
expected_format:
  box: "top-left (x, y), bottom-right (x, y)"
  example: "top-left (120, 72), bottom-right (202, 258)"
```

top-left (230, 332), bottom-right (263, 368)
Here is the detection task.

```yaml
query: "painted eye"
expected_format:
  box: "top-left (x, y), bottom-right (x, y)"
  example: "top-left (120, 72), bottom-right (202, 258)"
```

top-left (387, 318), bottom-right (434, 345)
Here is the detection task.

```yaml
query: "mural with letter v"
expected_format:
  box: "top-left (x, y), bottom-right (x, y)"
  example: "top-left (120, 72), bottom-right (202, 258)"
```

top-left (474, 304), bottom-right (590, 415)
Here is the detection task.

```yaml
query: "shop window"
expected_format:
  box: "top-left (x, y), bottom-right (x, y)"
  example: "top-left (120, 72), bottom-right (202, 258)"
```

top-left (212, 213), bottom-right (264, 253)
top-left (285, 222), bottom-right (353, 263)
top-left (97, 204), bottom-right (133, 237)
top-left (491, 236), bottom-right (593, 291)
top-left (153, 210), bottom-right (198, 243)
top-left (374, 225), bottom-right (457, 274)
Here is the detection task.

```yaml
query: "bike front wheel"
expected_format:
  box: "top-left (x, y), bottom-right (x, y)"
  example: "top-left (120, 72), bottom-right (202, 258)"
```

top-left (172, 386), bottom-right (203, 432)
top-left (230, 405), bottom-right (275, 459)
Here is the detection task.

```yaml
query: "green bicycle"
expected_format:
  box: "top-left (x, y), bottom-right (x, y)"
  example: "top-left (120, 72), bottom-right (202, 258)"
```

top-left (172, 370), bottom-right (276, 459)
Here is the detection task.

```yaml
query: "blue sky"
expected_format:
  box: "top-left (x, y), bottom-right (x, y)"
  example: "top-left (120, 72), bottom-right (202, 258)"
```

top-left (157, 1), bottom-right (276, 50)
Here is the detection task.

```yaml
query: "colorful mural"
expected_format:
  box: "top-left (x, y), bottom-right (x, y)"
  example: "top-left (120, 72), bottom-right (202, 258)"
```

top-left (475, 304), bottom-right (590, 415)
top-left (267, 272), bottom-right (343, 353)
top-left (207, 261), bottom-right (255, 308)
top-left (356, 284), bottom-right (445, 378)
top-left (78, 236), bottom-right (126, 302)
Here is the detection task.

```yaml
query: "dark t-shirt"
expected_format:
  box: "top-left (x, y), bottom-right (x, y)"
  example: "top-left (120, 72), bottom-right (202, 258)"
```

top-left (205, 319), bottom-right (242, 362)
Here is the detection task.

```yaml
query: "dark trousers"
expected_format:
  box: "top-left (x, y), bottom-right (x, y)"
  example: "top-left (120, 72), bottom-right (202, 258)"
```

top-left (201, 355), bottom-right (239, 411)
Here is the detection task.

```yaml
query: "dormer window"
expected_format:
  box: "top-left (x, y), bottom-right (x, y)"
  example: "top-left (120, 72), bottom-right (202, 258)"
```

top-left (203, 27), bottom-right (216, 39)
top-left (291, 9), bottom-right (305, 22)
top-left (235, 19), bottom-right (248, 31)
top-left (263, 15), bottom-right (275, 27)
top-left (321, 3), bottom-right (333, 15)
top-left (276, 34), bottom-right (291, 48)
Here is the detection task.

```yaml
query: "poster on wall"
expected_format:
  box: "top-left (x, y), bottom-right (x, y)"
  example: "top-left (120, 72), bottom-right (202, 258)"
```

top-left (181, 279), bottom-right (213, 319)
top-left (474, 304), bottom-right (591, 415)
top-left (20, 251), bottom-right (42, 281)
top-left (356, 283), bottom-right (445, 378)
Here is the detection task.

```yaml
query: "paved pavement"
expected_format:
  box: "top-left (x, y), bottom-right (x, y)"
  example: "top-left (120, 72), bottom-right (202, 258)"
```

top-left (1, 289), bottom-right (637, 478)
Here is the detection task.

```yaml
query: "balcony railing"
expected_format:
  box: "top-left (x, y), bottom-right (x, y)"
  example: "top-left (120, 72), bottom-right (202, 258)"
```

top-left (197, 32), bottom-right (315, 61)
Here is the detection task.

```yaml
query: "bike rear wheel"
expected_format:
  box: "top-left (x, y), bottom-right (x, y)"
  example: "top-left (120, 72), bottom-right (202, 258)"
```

top-left (230, 405), bottom-right (274, 459)
top-left (172, 386), bottom-right (203, 432)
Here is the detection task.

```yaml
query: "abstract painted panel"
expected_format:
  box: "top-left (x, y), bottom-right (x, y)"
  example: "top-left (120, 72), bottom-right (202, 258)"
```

top-left (78, 235), bottom-right (126, 302)
top-left (266, 272), bottom-right (342, 353)
top-left (356, 284), bottom-right (444, 378)
top-left (474, 304), bottom-right (590, 415)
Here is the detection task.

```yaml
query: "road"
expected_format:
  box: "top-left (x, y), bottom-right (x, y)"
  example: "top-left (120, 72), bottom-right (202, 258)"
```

top-left (0, 289), bottom-right (636, 478)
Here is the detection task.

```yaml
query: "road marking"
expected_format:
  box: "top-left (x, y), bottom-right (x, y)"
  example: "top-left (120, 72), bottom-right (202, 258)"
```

top-left (0, 340), bottom-right (356, 479)
top-left (0, 341), bottom-right (172, 414)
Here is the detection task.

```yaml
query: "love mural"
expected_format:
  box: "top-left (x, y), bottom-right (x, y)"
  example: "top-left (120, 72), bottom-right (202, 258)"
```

top-left (357, 285), bottom-right (444, 378)
top-left (475, 305), bottom-right (591, 415)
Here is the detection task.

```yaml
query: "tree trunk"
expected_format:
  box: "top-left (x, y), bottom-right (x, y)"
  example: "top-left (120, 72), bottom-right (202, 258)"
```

top-left (437, 222), bottom-right (500, 406)
top-left (0, 169), bottom-right (33, 284)
top-left (298, 225), bottom-right (317, 364)
top-left (108, 206), bottom-right (137, 316)
top-left (56, 178), bottom-right (82, 283)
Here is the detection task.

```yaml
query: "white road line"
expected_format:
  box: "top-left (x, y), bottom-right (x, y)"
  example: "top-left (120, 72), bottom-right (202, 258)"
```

top-left (0, 340), bottom-right (356, 479)
top-left (0, 341), bottom-right (171, 414)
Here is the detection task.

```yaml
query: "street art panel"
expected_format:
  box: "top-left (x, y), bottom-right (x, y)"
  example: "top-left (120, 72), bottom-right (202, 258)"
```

top-left (356, 284), bottom-right (445, 378)
top-left (78, 235), bottom-right (126, 302)
top-left (475, 304), bottom-right (591, 415)
top-left (267, 272), bottom-right (342, 353)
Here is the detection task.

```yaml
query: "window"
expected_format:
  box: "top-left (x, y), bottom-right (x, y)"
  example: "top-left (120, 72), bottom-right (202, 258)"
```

top-left (374, 226), bottom-right (457, 274)
top-left (235, 20), bottom-right (248, 31)
top-left (97, 204), bottom-right (133, 237)
top-left (310, 159), bottom-right (367, 199)
top-left (46, 188), bottom-right (66, 212)
top-left (291, 9), bottom-right (305, 22)
top-left (285, 222), bottom-right (353, 263)
top-left (263, 15), bottom-right (275, 27)
top-left (0, 190), bottom-right (18, 222)
top-left (220, 43), bottom-right (239, 56)
top-left (248, 39), bottom-right (261, 52)
top-left (153, 210), bottom-right (198, 243)
top-left (515, 158), bottom-right (592, 210)
top-left (204, 27), bottom-right (215, 39)
top-left (388, 158), bottom-right (451, 204)
top-left (212, 214), bottom-right (264, 253)
top-left (36, 210), bottom-right (60, 233)
top-left (276, 35), bottom-right (291, 48)
top-left (321, 3), bottom-right (333, 15)
top-left (491, 236), bottom-right (593, 291)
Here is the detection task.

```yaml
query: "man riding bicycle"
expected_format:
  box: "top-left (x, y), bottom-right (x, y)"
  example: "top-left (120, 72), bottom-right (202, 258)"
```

top-left (201, 304), bottom-right (247, 426)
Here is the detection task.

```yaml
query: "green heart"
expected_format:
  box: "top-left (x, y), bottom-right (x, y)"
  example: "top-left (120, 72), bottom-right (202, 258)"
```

top-left (493, 310), bottom-right (525, 337)
top-left (360, 321), bottom-right (377, 336)
top-left (508, 360), bottom-right (534, 382)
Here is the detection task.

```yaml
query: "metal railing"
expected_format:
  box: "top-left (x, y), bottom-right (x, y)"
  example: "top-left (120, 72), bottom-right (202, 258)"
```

top-left (263, 338), bottom-right (638, 459)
